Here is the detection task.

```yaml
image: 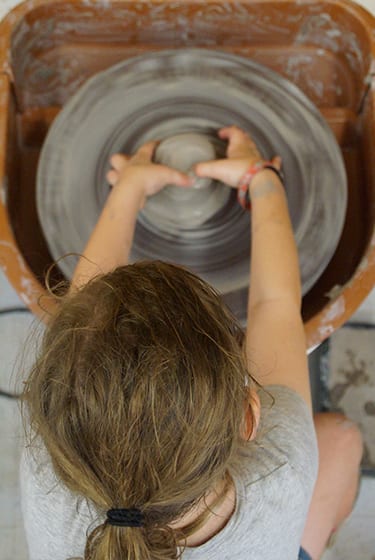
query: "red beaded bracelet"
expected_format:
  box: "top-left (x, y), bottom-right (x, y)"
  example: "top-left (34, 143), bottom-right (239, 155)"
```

top-left (237, 161), bottom-right (284, 211)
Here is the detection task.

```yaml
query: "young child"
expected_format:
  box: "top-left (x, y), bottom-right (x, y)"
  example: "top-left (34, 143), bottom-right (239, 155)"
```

top-left (21, 127), bottom-right (363, 560)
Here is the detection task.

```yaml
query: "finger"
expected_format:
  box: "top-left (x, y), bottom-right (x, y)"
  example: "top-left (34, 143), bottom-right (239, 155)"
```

top-left (271, 156), bottom-right (282, 170)
top-left (110, 154), bottom-right (129, 170)
top-left (174, 172), bottom-right (194, 187)
top-left (155, 165), bottom-right (193, 187)
top-left (136, 140), bottom-right (159, 160)
top-left (106, 169), bottom-right (119, 185)
top-left (218, 125), bottom-right (247, 142)
top-left (194, 159), bottom-right (234, 184)
top-left (219, 126), bottom-right (255, 158)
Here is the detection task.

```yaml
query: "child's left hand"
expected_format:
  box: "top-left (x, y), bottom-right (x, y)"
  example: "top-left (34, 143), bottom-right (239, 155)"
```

top-left (106, 141), bottom-right (193, 204)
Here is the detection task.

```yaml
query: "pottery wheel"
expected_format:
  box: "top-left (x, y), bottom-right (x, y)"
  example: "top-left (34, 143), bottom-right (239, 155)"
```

top-left (37, 49), bottom-right (347, 324)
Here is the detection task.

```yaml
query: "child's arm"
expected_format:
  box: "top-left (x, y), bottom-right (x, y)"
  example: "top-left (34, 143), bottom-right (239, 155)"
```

top-left (195, 126), bottom-right (311, 410)
top-left (71, 141), bottom-right (191, 289)
top-left (245, 169), bottom-right (311, 410)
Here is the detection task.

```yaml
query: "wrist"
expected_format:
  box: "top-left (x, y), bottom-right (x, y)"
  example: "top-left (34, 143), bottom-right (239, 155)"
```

top-left (237, 161), bottom-right (284, 210)
top-left (110, 180), bottom-right (146, 210)
top-left (249, 169), bottom-right (284, 192)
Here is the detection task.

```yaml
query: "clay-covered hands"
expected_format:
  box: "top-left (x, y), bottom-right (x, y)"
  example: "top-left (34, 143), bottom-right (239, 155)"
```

top-left (106, 140), bottom-right (192, 207)
top-left (194, 126), bottom-right (281, 187)
top-left (106, 127), bottom-right (281, 207)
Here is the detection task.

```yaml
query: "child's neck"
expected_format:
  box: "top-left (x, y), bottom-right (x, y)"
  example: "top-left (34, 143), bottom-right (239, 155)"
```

top-left (168, 477), bottom-right (237, 547)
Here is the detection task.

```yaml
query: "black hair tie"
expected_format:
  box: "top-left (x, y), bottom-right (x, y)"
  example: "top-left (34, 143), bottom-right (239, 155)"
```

top-left (106, 508), bottom-right (144, 528)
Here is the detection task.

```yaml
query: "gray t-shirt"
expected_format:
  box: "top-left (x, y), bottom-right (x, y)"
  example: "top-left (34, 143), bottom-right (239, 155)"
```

top-left (20, 385), bottom-right (318, 560)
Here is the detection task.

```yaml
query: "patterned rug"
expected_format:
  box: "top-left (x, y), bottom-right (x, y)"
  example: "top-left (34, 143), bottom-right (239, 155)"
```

top-left (320, 324), bottom-right (375, 475)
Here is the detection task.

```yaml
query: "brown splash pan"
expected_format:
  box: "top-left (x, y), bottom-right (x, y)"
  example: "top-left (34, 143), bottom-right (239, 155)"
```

top-left (0, 0), bottom-right (374, 349)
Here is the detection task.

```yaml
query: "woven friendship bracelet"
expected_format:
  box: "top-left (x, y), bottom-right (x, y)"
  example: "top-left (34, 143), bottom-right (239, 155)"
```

top-left (237, 161), bottom-right (284, 211)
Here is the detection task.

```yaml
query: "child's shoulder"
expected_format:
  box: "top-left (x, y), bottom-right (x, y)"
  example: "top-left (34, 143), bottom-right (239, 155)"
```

top-left (237, 384), bottom-right (318, 488)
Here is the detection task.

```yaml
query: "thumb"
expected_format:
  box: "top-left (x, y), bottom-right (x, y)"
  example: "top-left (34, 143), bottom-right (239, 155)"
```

top-left (137, 141), bottom-right (159, 160)
top-left (156, 165), bottom-right (193, 187)
top-left (194, 159), bottom-right (234, 185)
top-left (171, 170), bottom-right (194, 187)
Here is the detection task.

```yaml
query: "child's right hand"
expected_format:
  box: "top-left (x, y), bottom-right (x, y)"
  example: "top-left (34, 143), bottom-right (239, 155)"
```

top-left (194, 125), bottom-right (281, 187)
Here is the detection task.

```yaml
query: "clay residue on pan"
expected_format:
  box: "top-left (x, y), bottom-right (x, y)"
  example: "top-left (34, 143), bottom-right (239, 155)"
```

top-left (295, 13), bottom-right (366, 73)
top-left (7, 1), bottom-right (372, 111)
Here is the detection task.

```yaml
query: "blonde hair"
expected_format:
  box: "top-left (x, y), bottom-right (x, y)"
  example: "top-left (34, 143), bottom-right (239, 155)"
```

top-left (23, 261), bottom-right (258, 559)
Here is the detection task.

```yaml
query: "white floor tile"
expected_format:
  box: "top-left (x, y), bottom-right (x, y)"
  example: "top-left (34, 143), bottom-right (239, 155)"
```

top-left (0, 399), bottom-right (27, 560)
top-left (356, 0), bottom-right (375, 15)
top-left (321, 476), bottom-right (375, 560)
top-left (0, 312), bottom-right (42, 395)
top-left (356, 476), bottom-right (375, 515)
top-left (351, 288), bottom-right (375, 325)
top-left (325, 515), bottom-right (375, 560)
top-left (0, 528), bottom-right (28, 560)
top-left (0, 1), bottom-right (24, 22)
top-left (0, 271), bottom-right (23, 311)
